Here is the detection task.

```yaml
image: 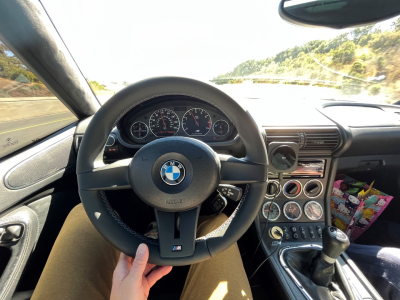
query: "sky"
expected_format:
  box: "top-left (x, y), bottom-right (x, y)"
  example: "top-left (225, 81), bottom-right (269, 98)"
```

top-left (39, 0), bottom-right (375, 85)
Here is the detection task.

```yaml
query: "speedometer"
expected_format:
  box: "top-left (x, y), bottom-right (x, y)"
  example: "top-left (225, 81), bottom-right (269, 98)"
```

top-left (182, 108), bottom-right (212, 136)
top-left (149, 108), bottom-right (180, 137)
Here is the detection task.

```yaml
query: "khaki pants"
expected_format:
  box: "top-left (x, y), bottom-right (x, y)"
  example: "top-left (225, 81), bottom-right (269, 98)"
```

top-left (31, 204), bottom-right (252, 300)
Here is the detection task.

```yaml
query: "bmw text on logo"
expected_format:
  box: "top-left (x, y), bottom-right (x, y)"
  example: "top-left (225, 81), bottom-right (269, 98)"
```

top-left (166, 199), bottom-right (183, 204)
top-left (160, 160), bottom-right (185, 185)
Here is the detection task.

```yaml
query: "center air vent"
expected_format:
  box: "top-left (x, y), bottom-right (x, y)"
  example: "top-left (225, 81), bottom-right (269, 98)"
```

top-left (265, 128), bottom-right (339, 151)
top-left (265, 132), bottom-right (305, 148)
top-left (303, 131), bottom-right (339, 150)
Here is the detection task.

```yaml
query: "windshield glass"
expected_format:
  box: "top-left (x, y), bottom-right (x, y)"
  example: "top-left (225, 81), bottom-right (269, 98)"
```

top-left (41, 0), bottom-right (400, 105)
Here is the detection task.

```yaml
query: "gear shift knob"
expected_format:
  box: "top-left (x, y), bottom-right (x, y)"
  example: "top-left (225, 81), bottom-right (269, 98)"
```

top-left (321, 226), bottom-right (350, 264)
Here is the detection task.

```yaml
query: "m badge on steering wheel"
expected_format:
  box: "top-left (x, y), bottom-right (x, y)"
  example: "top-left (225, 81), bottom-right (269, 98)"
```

top-left (160, 160), bottom-right (185, 185)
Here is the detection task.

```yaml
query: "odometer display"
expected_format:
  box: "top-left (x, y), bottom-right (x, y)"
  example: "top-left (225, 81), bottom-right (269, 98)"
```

top-left (283, 201), bottom-right (302, 221)
top-left (149, 108), bottom-right (180, 137)
top-left (182, 108), bottom-right (211, 136)
top-left (262, 201), bottom-right (281, 221)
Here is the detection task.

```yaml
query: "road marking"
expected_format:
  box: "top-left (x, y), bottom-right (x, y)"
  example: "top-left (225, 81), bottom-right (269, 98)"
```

top-left (0, 117), bottom-right (76, 135)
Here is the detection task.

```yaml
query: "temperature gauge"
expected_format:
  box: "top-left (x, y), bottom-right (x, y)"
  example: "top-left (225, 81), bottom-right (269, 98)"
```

top-left (213, 120), bottom-right (229, 136)
top-left (262, 201), bottom-right (281, 221)
top-left (131, 121), bottom-right (149, 139)
top-left (304, 201), bottom-right (323, 220)
top-left (283, 201), bottom-right (302, 221)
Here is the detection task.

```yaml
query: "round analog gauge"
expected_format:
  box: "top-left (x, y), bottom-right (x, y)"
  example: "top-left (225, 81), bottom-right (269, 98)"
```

top-left (283, 201), bottom-right (302, 221)
top-left (182, 108), bottom-right (212, 136)
top-left (262, 201), bottom-right (281, 221)
top-left (130, 121), bottom-right (149, 139)
top-left (304, 201), bottom-right (323, 220)
top-left (149, 108), bottom-right (180, 137)
top-left (213, 120), bottom-right (229, 136)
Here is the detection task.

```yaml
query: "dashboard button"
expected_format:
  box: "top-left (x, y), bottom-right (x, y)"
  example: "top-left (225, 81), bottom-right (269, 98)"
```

top-left (290, 226), bottom-right (297, 232)
top-left (308, 226), bottom-right (316, 239)
top-left (292, 233), bottom-right (299, 239)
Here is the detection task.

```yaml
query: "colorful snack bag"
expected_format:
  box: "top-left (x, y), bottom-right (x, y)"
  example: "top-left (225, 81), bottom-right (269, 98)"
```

top-left (331, 176), bottom-right (394, 241)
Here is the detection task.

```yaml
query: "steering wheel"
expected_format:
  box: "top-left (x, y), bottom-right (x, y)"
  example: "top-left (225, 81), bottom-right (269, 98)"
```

top-left (77, 77), bottom-right (268, 266)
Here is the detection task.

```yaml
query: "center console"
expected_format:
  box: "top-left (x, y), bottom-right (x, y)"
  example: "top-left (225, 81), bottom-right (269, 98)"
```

top-left (256, 138), bottom-right (382, 300)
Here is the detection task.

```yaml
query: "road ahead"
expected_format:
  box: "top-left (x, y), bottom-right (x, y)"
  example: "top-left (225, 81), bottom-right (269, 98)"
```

top-left (0, 98), bottom-right (77, 159)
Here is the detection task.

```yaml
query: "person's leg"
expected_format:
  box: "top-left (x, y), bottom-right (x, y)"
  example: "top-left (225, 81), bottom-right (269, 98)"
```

top-left (31, 203), bottom-right (119, 300)
top-left (180, 214), bottom-right (252, 300)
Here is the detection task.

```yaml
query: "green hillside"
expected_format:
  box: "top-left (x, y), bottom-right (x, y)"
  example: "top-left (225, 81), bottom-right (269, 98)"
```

top-left (213, 18), bottom-right (400, 103)
top-left (0, 41), bottom-right (105, 96)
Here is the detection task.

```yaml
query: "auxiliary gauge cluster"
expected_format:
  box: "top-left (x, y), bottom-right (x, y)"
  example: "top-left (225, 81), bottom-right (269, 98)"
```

top-left (261, 179), bottom-right (325, 222)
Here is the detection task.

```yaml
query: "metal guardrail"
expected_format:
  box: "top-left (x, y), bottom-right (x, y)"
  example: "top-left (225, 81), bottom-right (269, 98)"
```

top-left (210, 76), bottom-right (365, 87)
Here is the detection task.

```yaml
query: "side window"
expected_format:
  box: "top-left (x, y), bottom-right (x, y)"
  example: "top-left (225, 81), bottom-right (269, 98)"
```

top-left (0, 40), bottom-right (77, 159)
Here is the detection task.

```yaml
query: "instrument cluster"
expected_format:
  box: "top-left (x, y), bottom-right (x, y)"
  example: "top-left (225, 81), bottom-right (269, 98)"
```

top-left (118, 96), bottom-right (236, 144)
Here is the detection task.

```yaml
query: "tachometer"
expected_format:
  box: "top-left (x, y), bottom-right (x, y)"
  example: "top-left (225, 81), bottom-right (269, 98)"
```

top-left (182, 108), bottom-right (211, 136)
top-left (283, 201), bottom-right (302, 221)
top-left (149, 108), bottom-right (180, 137)
top-left (131, 121), bottom-right (149, 139)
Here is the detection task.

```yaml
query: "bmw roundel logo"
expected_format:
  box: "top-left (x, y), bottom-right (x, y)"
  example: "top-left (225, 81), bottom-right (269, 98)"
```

top-left (160, 160), bottom-right (185, 185)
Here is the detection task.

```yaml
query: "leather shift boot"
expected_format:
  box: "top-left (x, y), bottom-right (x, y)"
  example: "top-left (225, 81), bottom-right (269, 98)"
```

top-left (283, 249), bottom-right (354, 300)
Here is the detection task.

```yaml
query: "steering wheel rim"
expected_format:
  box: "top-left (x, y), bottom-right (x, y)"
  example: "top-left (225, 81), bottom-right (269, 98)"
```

top-left (77, 77), bottom-right (268, 266)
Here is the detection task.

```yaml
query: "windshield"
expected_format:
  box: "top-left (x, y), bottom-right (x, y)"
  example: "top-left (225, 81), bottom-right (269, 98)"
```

top-left (41, 0), bottom-right (400, 105)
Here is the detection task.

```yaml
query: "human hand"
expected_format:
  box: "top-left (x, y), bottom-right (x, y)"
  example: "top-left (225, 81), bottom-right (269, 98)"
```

top-left (111, 244), bottom-right (172, 300)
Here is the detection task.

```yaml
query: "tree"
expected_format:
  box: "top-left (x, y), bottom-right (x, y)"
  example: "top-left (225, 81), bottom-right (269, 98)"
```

top-left (331, 41), bottom-right (356, 64)
top-left (351, 25), bottom-right (374, 44)
top-left (88, 80), bottom-right (107, 91)
top-left (369, 84), bottom-right (381, 95)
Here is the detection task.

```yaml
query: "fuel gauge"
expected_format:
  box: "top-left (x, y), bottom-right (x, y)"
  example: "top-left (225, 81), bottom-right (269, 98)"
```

top-left (213, 120), bottom-right (229, 136)
top-left (304, 201), bottom-right (323, 220)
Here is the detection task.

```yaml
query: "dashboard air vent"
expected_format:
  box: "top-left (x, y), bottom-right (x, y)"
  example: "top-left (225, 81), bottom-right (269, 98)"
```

top-left (265, 128), bottom-right (339, 151)
top-left (303, 130), bottom-right (339, 150)
top-left (265, 131), bottom-right (305, 148)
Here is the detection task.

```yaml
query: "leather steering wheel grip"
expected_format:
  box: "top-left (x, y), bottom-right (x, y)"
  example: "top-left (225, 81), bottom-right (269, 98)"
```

top-left (77, 77), bottom-right (268, 265)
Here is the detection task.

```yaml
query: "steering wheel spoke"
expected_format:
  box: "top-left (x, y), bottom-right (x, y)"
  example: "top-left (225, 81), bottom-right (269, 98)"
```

top-left (78, 158), bottom-right (131, 191)
top-left (219, 154), bottom-right (268, 184)
top-left (154, 207), bottom-right (200, 258)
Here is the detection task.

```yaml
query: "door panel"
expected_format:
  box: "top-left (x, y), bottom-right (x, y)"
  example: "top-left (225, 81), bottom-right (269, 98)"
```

top-left (0, 124), bottom-right (77, 212)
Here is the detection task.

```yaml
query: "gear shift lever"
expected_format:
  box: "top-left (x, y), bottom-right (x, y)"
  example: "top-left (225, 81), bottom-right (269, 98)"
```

top-left (321, 226), bottom-right (350, 264)
top-left (311, 226), bottom-right (350, 286)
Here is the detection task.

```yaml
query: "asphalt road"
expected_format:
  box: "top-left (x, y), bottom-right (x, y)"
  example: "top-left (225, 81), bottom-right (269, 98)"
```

top-left (0, 112), bottom-right (76, 159)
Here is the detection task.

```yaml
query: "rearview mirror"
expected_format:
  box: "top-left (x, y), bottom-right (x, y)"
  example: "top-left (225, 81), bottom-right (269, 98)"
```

top-left (279, 0), bottom-right (400, 29)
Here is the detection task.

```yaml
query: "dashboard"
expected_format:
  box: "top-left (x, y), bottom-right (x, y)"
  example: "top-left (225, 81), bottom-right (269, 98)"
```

top-left (117, 95), bottom-right (236, 145)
